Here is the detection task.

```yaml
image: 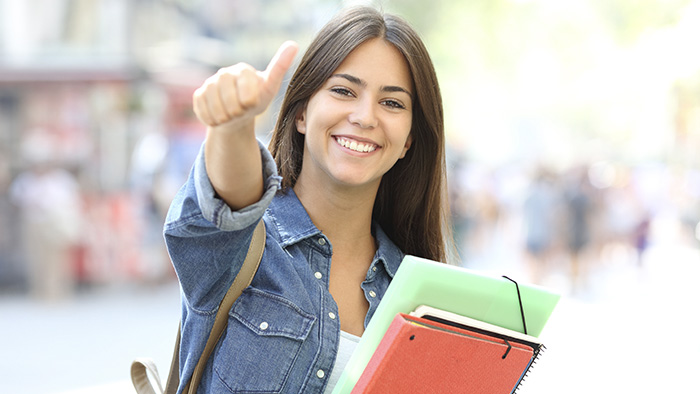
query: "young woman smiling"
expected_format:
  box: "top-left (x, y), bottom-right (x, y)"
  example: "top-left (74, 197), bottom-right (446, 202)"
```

top-left (165, 6), bottom-right (452, 393)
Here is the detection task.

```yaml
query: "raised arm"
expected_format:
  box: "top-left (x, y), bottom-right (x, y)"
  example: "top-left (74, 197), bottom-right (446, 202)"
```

top-left (192, 41), bottom-right (298, 210)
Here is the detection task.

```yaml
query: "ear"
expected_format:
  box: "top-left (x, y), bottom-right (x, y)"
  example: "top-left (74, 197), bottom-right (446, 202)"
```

top-left (295, 109), bottom-right (307, 134)
top-left (399, 133), bottom-right (413, 159)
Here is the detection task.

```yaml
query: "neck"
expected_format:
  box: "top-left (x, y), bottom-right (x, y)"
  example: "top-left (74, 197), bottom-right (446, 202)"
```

top-left (293, 178), bottom-right (378, 248)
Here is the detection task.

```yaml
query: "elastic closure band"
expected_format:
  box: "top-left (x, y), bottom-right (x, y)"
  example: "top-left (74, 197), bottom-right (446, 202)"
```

top-left (502, 275), bottom-right (528, 336)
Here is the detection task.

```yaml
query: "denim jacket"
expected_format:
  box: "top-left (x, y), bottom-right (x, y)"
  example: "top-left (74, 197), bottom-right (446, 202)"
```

top-left (164, 141), bottom-right (404, 394)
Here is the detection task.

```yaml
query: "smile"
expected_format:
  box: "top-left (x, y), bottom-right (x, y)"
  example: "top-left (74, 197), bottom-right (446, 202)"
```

top-left (334, 136), bottom-right (378, 153)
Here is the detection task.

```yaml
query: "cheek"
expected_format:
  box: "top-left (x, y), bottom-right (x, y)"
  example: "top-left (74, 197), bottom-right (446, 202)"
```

top-left (396, 117), bottom-right (413, 144)
top-left (296, 100), bottom-right (329, 135)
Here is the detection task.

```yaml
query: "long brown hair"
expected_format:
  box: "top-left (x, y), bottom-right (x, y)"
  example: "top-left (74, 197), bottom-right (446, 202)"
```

top-left (269, 6), bottom-right (451, 263)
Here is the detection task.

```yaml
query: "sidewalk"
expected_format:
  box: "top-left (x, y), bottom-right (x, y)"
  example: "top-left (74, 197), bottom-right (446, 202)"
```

top-left (3, 242), bottom-right (699, 393)
top-left (2, 281), bottom-right (180, 394)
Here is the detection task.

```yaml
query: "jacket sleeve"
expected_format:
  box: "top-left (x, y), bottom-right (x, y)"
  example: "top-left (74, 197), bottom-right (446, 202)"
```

top-left (163, 139), bottom-right (281, 313)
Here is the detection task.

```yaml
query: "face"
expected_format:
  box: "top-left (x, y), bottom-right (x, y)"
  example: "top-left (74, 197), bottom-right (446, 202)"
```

top-left (295, 38), bottom-right (413, 192)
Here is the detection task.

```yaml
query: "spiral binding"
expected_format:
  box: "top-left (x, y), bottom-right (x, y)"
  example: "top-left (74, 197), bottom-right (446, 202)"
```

top-left (512, 344), bottom-right (546, 393)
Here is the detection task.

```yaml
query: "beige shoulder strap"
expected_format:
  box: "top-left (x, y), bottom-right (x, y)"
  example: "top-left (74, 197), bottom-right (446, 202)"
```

top-left (184, 219), bottom-right (266, 393)
top-left (131, 219), bottom-right (266, 394)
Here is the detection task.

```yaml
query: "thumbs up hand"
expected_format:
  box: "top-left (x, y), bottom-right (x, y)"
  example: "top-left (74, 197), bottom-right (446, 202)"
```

top-left (195, 41), bottom-right (298, 209)
top-left (193, 41), bottom-right (299, 128)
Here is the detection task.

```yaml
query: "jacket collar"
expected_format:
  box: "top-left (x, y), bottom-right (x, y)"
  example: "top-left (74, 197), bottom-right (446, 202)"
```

top-left (267, 188), bottom-right (321, 248)
top-left (372, 224), bottom-right (404, 278)
top-left (267, 188), bottom-right (404, 278)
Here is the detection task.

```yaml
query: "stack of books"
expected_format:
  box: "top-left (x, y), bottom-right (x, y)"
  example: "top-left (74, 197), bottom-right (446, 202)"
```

top-left (332, 256), bottom-right (560, 394)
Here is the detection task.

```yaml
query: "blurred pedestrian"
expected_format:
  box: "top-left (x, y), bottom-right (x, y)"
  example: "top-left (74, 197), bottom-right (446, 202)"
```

top-left (9, 130), bottom-right (83, 301)
top-left (522, 167), bottom-right (560, 285)
top-left (563, 168), bottom-right (594, 293)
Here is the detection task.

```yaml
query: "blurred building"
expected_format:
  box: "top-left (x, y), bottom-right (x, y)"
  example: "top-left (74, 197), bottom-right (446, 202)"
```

top-left (0, 0), bottom-right (331, 293)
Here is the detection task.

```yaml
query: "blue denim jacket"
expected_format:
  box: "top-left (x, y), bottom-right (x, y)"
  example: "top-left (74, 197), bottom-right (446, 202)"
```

top-left (164, 141), bottom-right (404, 394)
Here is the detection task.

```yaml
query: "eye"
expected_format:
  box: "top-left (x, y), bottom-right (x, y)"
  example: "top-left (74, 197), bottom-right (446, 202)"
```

top-left (381, 99), bottom-right (406, 110)
top-left (330, 87), bottom-right (355, 97)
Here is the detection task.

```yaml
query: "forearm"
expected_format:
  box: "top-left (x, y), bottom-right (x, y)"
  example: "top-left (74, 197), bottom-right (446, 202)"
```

top-left (204, 119), bottom-right (263, 211)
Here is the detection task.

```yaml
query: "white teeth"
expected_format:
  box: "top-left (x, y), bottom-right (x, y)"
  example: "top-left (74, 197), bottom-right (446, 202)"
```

top-left (336, 137), bottom-right (377, 153)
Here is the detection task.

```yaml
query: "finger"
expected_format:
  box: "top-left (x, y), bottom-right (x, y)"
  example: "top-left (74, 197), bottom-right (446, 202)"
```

top-left (204, 81), bottom-right (229, 125)
top-left (262, 41), bottom-right (299, 93)
top-left (218, 71), bottom-right (242, 118)
top-left (193, 87), bottom-right (215, 126)
top-left (236, 67), bottom-right (261, 111)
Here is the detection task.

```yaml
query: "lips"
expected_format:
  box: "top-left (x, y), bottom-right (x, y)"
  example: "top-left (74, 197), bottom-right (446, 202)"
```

top-left (334, 136), bottom-right (379, 153)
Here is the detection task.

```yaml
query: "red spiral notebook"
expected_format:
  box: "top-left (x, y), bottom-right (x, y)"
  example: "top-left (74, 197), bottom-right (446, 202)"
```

top-left (350, 311), bottom-right (543, 394)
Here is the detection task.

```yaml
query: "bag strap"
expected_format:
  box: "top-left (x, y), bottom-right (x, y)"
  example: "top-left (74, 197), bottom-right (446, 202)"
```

top-left (163, 326), bottom-right (181, 394)
top-left (131, 357), bottom-right (164, 394)
top-left (131, 219), bottom-right (266, 394)
top-left (184, 219), bottom-right (266, 393)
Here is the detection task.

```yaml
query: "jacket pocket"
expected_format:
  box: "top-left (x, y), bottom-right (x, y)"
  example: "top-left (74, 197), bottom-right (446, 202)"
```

top-left (211, 287), bottom-right (316, 393)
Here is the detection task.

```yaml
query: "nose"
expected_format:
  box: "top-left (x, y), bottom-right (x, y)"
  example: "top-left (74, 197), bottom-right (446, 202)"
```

top-left (348, 97), bottom-right (378, 129)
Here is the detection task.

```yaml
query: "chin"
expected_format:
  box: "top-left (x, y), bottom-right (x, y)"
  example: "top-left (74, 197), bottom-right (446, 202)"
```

top-left (330, 174), bottom-right (381, 190)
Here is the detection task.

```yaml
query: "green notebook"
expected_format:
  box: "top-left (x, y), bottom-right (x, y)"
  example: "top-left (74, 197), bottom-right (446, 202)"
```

top-left (332, 255), bottom-right (561, 394)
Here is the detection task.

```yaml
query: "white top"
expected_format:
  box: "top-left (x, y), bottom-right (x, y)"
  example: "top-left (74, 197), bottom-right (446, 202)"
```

top-left (323, 330), bottom-right (361, 394)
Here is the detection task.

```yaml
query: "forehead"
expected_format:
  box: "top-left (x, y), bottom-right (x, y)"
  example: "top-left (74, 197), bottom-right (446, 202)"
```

top-left (332, 38), bottom-right (412, 92)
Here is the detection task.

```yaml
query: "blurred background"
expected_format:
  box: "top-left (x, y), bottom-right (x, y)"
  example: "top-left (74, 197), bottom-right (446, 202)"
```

top-left (1, 0), bottom-right (698, 392)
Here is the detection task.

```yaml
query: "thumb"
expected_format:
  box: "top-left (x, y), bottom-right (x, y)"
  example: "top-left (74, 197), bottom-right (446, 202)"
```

top-left (262, 41), bottom-right (299, 93)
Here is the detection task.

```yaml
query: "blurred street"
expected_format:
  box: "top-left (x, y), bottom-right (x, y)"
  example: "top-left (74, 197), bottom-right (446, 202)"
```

top-left (1, 281), bottom-right (180, 394)
top-left (2, 231), bottom-right (698, 393)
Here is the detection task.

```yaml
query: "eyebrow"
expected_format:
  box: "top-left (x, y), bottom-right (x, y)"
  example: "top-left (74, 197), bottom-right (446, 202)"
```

top-left (330, 73), bottom-right (413, 99)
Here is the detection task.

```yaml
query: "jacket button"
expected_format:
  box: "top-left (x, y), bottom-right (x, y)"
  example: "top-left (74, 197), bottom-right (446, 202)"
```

top-left (328, 312), bottom-right (336, 320)
top-left (369, 290), bottom-right (377, 298)
top-left (259, 322), bottom-right (269, 330)
top-left (317, 238), bottom-right (326, 246)
top-left (317, 369), bottom-right (325, 379)
top-left (314, 272), bottom-right (323, 279)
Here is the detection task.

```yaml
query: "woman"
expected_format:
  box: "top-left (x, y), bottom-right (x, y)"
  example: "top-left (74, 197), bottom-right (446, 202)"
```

top-left (165, 6), bottom-right (451, 393)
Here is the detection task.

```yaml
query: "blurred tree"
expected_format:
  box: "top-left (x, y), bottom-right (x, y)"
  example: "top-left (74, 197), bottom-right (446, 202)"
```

top-left (381, 0), bottom-right (699, 165)
top-left (592, 0), bottom-right (692, 44)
